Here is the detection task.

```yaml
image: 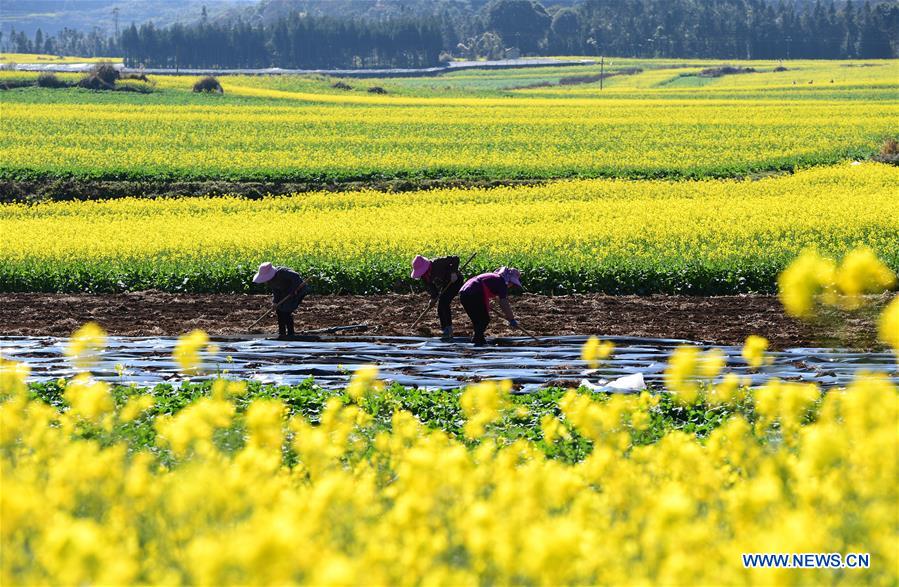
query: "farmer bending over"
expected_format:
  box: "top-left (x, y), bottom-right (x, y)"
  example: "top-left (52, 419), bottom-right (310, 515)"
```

top-left (459, 267), bottom-right (521, 346)
top-left (411, 254), bottom-right (463, 341)
top-left (253, 262), bottom-right (308, 339)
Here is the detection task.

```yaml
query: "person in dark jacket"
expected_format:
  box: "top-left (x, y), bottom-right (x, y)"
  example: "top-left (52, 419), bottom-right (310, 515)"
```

top-left (411, 254), bottom-right (463, 341)
top-left (253, 262), bottom-right (308, 339)
top-left (459, 266), bottom-right (522, 346)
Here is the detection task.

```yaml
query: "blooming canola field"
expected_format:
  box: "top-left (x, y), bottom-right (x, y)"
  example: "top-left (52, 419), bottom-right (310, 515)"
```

top-left (2, 341), bottom-right (898, 585)
top-left (2, 57), bottom-right (899, 587)
top-left (2, 163), bottom-right (897, 294)
top-left (1, 59), bottom-right (897, 182)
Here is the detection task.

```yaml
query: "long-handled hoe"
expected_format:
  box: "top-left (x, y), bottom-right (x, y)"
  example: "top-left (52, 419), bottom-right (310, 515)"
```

top-left (249, 276), bottom-right (314, 331)
top-left (490, 307), bottom-right (541, 344)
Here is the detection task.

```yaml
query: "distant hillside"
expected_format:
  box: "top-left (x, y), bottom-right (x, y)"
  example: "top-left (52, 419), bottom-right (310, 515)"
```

top-left (0, 0), bottom-right (254, 36)
top-left (4, 0), bottom-right (894, 61)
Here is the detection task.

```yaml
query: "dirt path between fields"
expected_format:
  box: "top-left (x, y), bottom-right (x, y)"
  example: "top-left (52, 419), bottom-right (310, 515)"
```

top-left (0, 292), bottom-right (886, 349)
top-left (0, 178), bottom-right (548, 203)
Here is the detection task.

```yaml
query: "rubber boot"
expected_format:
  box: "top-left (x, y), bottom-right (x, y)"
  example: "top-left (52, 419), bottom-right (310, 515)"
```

top-left (440, 326), bottom-right (453, 342)
top-left (472, 334), bottom-right (487, 347)
top-left (277, 313), bottom-right (287, 339)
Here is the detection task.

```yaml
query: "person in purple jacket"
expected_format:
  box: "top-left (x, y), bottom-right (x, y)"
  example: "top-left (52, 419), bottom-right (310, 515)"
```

top-left (459, 266), bottom-right (522, 346)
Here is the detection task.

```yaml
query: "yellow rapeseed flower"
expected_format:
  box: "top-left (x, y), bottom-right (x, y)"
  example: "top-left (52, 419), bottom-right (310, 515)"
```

top-left (173, 330), bottom-right (213, 375)
top-left (63, 374), bottom-right (114, 423)
top-left (64, 322), bottom-right (107, 370)
top-left (1, 368), bottom-right (897, 585)
top-left (741, 335), bottom-right (769, 369)
top-left (664, 346), bottom-right (700, 405)
top-left (0, 356), bottom-right (30, 396)
top-left (245, 399), bottom-right (286, 450)
top-left (664, 347), bottom-right (724, 405)
top-left (777, 249), bottom-right (836, 318)
top-left (460, 380), bottom-right (509, 439)
top-left (119, 395), bottom-right (154, 423)
top-left (835, 247), bottom-right (896, 309)
top-left (879, 296), bottom-right (899, 357)
top-left (211, 379), bottom-right (247, 400)
top-left (708, 372), bottom-right (742, 405)
top-left (2, 166), bottom-right (896, 298)
top-left (698, 347), bottom-right (726, 379)
top-left (581, 336), bottom-right (615, 369)
top-left (540, 414), bottom-right (570, 443)
top-left (347, 364), bottom-right (381, 402)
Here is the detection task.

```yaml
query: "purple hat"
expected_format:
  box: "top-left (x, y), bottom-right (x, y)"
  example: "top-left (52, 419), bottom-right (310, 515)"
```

top-left (411, 255), bottom-right (432, 279)
top-left (253, 262), bottom-right (277, 284)
top-left (497, 266), bottom-right (522, 288)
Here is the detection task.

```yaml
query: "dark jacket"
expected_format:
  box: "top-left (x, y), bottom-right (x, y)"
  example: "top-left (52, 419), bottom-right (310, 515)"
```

top-left (425, 256), bottom-right (461, 300)
top-left (269, 267), bottom-right (307, 313)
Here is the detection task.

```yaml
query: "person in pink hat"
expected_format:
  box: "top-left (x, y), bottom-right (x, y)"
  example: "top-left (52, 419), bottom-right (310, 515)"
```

top-left (458, 266), bottom-right (521, 346)
top-left (411, 254), bottom-right (463, 341)
top-left (252, 262), bottom-right (308, 339)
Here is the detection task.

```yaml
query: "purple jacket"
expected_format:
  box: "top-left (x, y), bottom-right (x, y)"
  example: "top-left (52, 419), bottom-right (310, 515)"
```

top-left (460, 273), bottom-right (508, 310)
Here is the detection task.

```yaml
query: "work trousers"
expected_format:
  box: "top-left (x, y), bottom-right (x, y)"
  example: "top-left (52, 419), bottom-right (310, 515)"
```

top-left (436, 279), bottom-right (463, 330)
top-left (275, 289), bottom-right (308, 338)
top-left (460, 289), bottom-right (490, 345)
top-left (276, 310), bottom-right (295, 338)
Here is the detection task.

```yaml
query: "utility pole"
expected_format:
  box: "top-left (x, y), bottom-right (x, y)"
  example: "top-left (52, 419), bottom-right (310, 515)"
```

top-left (113, 7), bottom-right (120, 38)
top-left (600, 56), bottom-right (604, 91)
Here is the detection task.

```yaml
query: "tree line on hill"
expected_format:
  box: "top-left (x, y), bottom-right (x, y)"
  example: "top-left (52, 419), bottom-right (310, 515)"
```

top-left (119, 15), bottom-right (443, 68)
top-left (2, 0), bottom-right (896, 68)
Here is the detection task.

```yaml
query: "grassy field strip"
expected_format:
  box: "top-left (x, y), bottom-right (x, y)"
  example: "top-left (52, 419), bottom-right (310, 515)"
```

top-left (2, 163), bottom-right (896, 294)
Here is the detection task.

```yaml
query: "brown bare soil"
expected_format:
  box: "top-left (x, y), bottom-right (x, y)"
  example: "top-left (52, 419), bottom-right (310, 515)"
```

top-left (0, 178), bottom-right (546, 204)
top-left (0, 292), bottom-right (884, 349)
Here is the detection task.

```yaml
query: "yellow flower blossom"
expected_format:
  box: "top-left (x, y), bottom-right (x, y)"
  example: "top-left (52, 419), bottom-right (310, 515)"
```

top-left (754, 380), bottom-right (820, 431)
top-left (0, 356), bottom-right (30, 396)
top-left (460, 380), bottom-right (509, 439)
top-left (835, 247), bottom-right (896, 309)
top-left (780, 247), bottom-right (897, 318)
top-left (879, 296), bottom-right (899, 357)
top-left (664, 346), bottom-right (701, 405)
top-left (581, 336), bottom-right (615, 369)
top-left (119, 395), bottom-right (154, 423)
top-left (64, 322), bottom-right (107, 370)
top-left (777, 249), bottom-right (837, 318)
top-left (697, 347), bottom-right (726, 379)
top-left (741, 335), bottom-right (769, 369)
top-left (347, 365), bottom-right (381, 402)
top-left (173, 329), bottom-right (213, 375)
top-left (63, 374), bottom-right (114, 423)
top-left (245, 399), bottom-right (286, 450)
top-left (211, 379), bottom-right (247, 400)
top-left (708, 372), bottom-right (742, 405)
top-left (540, 414), bottom-right (570, 443)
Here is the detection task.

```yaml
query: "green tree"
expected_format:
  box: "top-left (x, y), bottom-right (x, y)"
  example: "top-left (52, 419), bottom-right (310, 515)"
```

top-left (485, 0), bottom-right (551, 54)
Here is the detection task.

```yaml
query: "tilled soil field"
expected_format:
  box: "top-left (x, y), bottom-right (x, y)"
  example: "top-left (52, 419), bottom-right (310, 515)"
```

top-left (0, 292), bottom-right (885, 349)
